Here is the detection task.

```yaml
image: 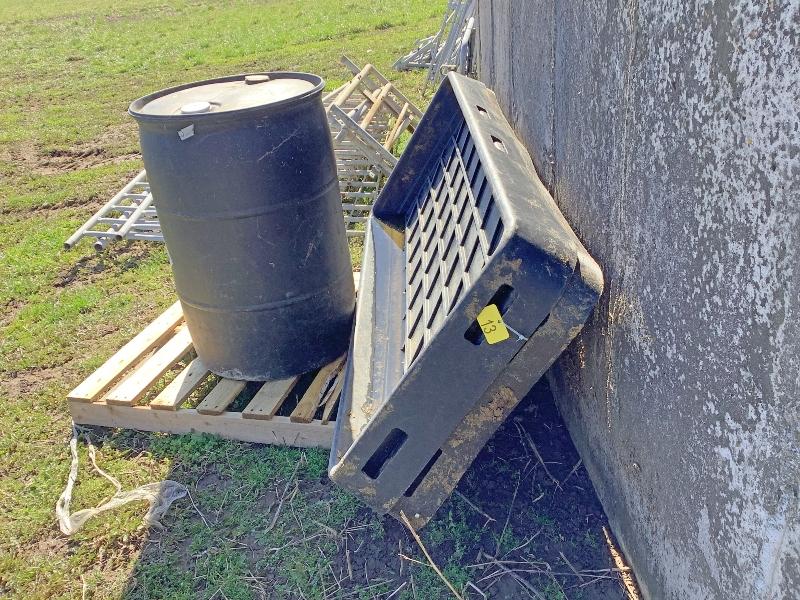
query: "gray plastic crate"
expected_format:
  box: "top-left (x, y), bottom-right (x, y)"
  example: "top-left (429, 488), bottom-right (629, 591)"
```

top-left (329, 73), bottom-right (603, 528)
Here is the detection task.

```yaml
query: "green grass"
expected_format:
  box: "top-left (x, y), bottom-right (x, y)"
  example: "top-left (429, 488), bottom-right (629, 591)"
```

top-left (0, 3), bottom-right (625, 599)
top-left (0, 0), bottom-right (436, 151)
top-left (0, 1), bottom-right (442, 598)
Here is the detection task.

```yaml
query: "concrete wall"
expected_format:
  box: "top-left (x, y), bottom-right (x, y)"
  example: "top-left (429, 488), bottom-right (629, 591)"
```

top-left (476, 1), bottom-right (799, 598)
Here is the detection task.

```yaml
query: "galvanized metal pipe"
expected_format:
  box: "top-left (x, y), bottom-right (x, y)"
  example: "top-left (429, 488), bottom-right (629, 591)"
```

top-left (458, 16), bottom-right (475, 74)
top-left (113, 193), bottom-right (154, 240)
top-left (63, 170), bottom-right (147, 249)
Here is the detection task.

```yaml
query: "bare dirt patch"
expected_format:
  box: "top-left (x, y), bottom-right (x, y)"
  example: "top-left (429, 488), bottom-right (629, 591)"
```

top-left (55, 243), bottom-right (155, 288)
top-left (2, 365), bottom-right (67, 398)
top-left (1, 123), bottom-right (140, 176)
top-left (0, 299), bottom-right (25, 328)
top-left (0, 194), bottom-right (106, 217)
top-left (37, 146), bottom-right (140, 175)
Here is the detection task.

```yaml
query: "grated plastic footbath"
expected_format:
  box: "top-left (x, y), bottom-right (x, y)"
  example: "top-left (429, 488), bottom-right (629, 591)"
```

top-left (329, 73), bottom-right (603, 528)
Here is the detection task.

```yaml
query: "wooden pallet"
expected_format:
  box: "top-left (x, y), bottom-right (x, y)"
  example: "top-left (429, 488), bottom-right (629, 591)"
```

top-left (323, 56), bottom-right (423, 152)
top-left (67, 290), bottom-right (355, 449)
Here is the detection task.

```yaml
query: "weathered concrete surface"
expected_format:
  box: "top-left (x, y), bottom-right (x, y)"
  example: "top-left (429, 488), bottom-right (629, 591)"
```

top-left (477, 1), bottom-right (799, 598)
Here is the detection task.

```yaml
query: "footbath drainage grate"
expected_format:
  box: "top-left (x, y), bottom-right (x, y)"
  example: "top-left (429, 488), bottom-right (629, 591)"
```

top-left (329, 73), bottom-right (603, 528)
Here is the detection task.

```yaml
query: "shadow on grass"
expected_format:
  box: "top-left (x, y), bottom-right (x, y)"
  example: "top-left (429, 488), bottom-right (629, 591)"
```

top-left (92, 379), bottom-right (625, 600)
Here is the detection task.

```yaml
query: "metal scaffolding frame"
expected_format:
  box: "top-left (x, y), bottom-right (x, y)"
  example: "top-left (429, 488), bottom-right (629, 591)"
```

top-left (329, 105), bottom-right (398, 236)
top-left (393, 0), bottom-right (476, 88)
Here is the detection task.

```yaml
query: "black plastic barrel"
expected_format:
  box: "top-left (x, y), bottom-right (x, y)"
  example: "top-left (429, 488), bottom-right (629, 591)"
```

top-left (129, 72), bottom-right (355, 381)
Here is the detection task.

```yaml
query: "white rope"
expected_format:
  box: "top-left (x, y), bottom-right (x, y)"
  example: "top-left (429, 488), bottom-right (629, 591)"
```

top-left (56, 423), bottom-right (187, 536)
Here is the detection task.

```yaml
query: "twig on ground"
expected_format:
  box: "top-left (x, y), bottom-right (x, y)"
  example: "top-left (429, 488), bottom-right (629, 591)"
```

top-left (266, 532), bottom-right (325, 553)
top-left (294, 582), bottom-right (308, 600)
top-left (322, 546), bottom-right (341, 591)
top-left (481, 575), bottom-right (502, 593)
top-left (567, 574), bottom-right (615, 589)
top-left (220, 537), bottom-right (250, 549)
top-left (385, 581), bottom-right (408, 600)
top-left (469, 558), bottom-right (545, 570)
top-left (561, 458), bottom-right (583, 486)
top-left (312, 520), bottom-right (338, 539)
top-left (480, 555), bottom-right (546, 600)
top-left (215, 489), bottom-right (230, 520)
top-left (289, 482), bottom-right (305, 533)
top-left (481, 566), bottom-right (603, 580)
top-left (187, 489), bottom-right (210, 528)
top-left (245, 570), bottom-right (268, 599)
top-left (476, 560), bottom-right (614, 585)
top-left (514, 422), bottom-right (562, 490)
top-left (208, 586), bottom-right (222, 600)
top-left (559, 551), bottom-right (586, 582)
top-left (495, 464), bottom-right (527, 556)
top-left (582, 567), bottom-right (631, 573)
top-left (454, 490), bottom-right (496, 526)
top-left (264, 459), bottom-right (303, 534)
top-left (399, 553), bottom-right (430, 567)
top-left (603, 526), bottom-right (641, 600)
top-left (399, 511), bottom-right (465, 600)
top-left (500, 530), bottom-right (542, 559)
top-left (545, 573), bottom-right (567, 600)
top-left (265, 494), bottom-right (287, 534)
top-left (465, 581), bottom-right (487, 598)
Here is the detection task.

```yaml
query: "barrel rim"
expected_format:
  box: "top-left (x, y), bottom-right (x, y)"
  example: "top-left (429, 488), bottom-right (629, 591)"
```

top-left (128, 72), bottom-right (325, 122)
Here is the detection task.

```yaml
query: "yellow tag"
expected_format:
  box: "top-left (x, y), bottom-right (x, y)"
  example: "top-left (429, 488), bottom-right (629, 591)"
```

top-left (477, 304), bottom-right (510, 344)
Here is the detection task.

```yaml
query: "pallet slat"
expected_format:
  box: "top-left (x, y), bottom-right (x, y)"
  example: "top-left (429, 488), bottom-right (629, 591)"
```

top-left (149, 357), bottom-right (210, 411)
top-left (196, 378), bottom-right (247, 415)
top-left (291, 357), bottom-right (346, 423)
top-left (67, 301), bottom-right (183, 402)
top-left (69, 402), bottom-right (333, 448)
top-left (105, 324), bottom-right (193, 405)
top-left (321, 371), bottom-right (346, 424)
top-left (360, 82), bottom-right (392, 129)
top-left (242, 376), bottom-right (298, 420)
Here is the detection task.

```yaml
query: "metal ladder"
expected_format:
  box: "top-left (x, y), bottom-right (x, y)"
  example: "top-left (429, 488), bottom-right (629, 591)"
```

top-left (65, 59), bottom-right (421, 251)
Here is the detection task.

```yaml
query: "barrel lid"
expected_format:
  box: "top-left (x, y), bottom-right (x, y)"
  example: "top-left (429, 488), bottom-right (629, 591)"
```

top-left (130, 72), bottom-right (321, 118)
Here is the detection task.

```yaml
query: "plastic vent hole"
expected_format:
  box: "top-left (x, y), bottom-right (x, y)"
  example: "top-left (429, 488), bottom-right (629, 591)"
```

top-left (404, 449), bottom-right (443, 497)
top-left (487, 220), bottom-right (505, 256)
top-left (464, 284), bottom-right (515, 345)
top-left (491, 135), bottom-right (507, 153)
top-left (476, 105), bottom-right (489, 118)
top-left (362, 429), bottom-right (407, 480)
